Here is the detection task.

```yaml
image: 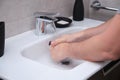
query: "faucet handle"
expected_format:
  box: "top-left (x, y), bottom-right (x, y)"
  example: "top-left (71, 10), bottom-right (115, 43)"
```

top-left (39, 16), bottom-right (58, 22)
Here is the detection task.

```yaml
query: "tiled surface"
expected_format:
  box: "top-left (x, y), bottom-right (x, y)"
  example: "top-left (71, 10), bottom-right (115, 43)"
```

top-left (0, 0), bottom-right (78, 38)
top-left (0, 0), bottom-right (90, 38)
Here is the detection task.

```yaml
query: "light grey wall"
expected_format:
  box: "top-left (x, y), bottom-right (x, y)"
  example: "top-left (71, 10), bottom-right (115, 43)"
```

top-left (0, 0), bottom-right (89, 38)
top-left (89, 0), bottom-right (120, 21)
top-left (84, 0), bottom-right (90, 17)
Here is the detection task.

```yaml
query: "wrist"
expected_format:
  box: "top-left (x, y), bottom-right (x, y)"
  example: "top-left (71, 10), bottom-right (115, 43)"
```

top-left (73, 31), bottom-right (85, 40)
top-left (114, 14), bottom-right (120, 21)
top-left (68, 43), bottom-right (80, 59)
top-left (65, 43), bottom-right (75, 58)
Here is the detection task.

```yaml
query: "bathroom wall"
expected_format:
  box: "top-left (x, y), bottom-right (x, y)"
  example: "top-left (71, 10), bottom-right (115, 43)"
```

top-left (89, 0), bottom-right (120, 21)
top-left (0, 0), bottom-right (89, 38)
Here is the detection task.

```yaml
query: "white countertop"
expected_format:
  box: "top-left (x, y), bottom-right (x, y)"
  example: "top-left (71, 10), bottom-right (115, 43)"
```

top-left (0, 18), bottom-right (110, 80)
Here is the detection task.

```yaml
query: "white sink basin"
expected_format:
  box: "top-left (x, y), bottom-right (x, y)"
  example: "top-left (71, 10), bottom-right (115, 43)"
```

top-left (21, 27), bottom-right (88, 70)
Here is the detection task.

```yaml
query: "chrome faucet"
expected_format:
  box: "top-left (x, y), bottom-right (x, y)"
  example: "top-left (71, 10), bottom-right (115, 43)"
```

top-left (34, 12), bottom-right (59, 36)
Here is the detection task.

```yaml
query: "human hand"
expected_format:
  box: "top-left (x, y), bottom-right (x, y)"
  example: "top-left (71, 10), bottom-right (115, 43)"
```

top-left (50, 34), bottom-right (72, 47)
top-left (51, 32), bottom-right (84, 47)
top-left (50, 43), bottom-right (72, 62)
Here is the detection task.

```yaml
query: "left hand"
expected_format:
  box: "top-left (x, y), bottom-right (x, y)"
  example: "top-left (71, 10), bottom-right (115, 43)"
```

top-left (50, 43), bottom-right (72, 62)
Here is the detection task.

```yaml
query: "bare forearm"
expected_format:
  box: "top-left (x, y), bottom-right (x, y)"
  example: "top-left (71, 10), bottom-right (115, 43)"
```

top-left (69, 16), bottom-right (115, 42)
top-left (97, 14), bottom-right (120, 59)
top-left (68, 36), bottom-right (113, 61)
top-left (79, 24), bottom-right (107, 39)
top-left (69, 14), bottom-right (120, 61)
top-left (71, 21), bottom-right (110, 41)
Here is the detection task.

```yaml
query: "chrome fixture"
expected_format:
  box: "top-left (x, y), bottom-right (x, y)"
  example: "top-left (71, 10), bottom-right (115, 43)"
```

top-left (91, 0), bottom-right (118, 11)
top-left (34, 12), bottom-right (59, 36)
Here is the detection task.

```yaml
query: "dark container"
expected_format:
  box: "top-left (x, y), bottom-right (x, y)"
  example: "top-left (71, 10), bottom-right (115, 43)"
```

top-left (0, 22), bottom-right (5, 57)
top-left (73, 0), bottom-right (84, 21)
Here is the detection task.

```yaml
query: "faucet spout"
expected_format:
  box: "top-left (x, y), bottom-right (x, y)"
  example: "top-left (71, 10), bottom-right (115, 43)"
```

top-left (35, 16), bottom-right (57, 36)
top-left (34, 12), bottom-right (59, 36)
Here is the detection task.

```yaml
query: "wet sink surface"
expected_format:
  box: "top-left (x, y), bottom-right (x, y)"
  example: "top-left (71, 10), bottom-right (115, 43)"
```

top-left (21, 27), bottom-right (87, 70)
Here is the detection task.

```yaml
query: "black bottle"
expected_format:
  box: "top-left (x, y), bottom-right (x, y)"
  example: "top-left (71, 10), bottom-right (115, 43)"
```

top-left (0, 22), bottom-right (5, 57)
top-left (73, 0), bottom-right (84, 21)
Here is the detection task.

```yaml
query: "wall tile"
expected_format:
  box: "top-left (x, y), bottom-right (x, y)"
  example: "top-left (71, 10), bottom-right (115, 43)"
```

top-left (89, 0), bottom-right (120, 21)
top-left (0, 0), bottom-right (89, 38)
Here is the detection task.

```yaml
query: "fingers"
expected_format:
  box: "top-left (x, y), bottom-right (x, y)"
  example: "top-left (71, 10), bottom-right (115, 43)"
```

top-left (50, 46), bottom-right (61, 62)
top-left (51, 38), bottom-right (66, 47)
top-left (49, 43), bottom-right (69, 62)
top-left (51, 34), bottom-right (71, 47)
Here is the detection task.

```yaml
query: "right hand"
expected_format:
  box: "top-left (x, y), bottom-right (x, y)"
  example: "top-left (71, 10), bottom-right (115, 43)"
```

top-left (51, 32), bottom-right (84, 47)
top-left (50, 43), bottom-right (72, 62)
top-left (50, 34), bottom-right (73, 47)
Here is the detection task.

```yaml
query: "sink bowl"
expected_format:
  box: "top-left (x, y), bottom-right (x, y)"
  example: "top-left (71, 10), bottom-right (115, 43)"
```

top-left (21, 27), bottom-right (87, 70)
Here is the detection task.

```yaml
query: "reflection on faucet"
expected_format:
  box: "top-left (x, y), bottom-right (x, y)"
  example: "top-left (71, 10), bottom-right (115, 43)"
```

top-left (34, 12), bottom-right (59, 36)
top-left (35, 16), bottom-right (57, 35)
top-left (41, 21), bottom-right (45, 33)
